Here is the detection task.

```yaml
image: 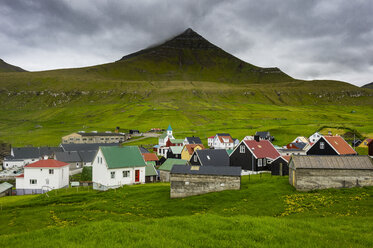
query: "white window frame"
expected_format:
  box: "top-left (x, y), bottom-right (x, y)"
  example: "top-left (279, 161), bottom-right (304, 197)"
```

top-left (49, 169), bottom-right (54, 174)
top-left (110, 171), bottom-right (115, 179)
top-left (123, 170), bottom-right (130, 178)
top-left (30, 179), bottom-right (37, 185)
top-left (240, 145), bottom-right (245, 153)
top-left (194, 155), bottom-right (197, 162)
top-left (258, 159), bottom-right (262, 167)
top-left (320, 142), bottom-right (325, 149)
top-left (263, 158), bottom-right (266, 166)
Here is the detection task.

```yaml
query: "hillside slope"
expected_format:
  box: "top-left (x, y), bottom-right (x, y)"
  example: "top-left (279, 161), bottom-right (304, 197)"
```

top-left (362, 82), bottom-right (373, 89)
top-left (0, 58), bottom-right (26, 72)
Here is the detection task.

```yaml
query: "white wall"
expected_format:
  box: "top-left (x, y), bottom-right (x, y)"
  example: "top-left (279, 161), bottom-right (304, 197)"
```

top-left (16, 165), bottom-right (69, 191)
top-left (92, 149), bottom-right (146, 189)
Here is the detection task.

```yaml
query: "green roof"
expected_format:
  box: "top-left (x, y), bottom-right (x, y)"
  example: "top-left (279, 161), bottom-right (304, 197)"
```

top-left (170, 139), bottom-right (184, 144)
top-left (170, 146), bottom-right (183, 154)
top-left (100, 146), bottom-right (146, 169)
top-left (145, 164), bottom-right (158, 176)
top-left (158, 158), bottom-right (188, 171)
top-left (0, 182), bottom-right (13, 193)
top-left (146, 161), bottom-right (156, 166)
top-left (159, 132), bottom-right (168, 139)
top-left (226, 149), bottom-right (234, 155)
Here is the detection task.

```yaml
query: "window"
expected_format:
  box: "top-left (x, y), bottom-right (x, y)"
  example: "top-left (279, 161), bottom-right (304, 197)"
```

top-left (194, 155), bottom-right (197, 162)
top-left (320, 142), bottom-right (325, 149)
top-left (206, 155), bottom-right (210, 160)
top-left (123, 170), bottom-right (130, 178)
top-left (30, 179), bottom-right (37, 185)
top-left (263, 159), bottom-right (266, 166)
top-left (49, 169), bottom-right (54, 174)
top-left (100, 157), bottom-right (103, 164)
top-left (240, 145), bottom-right (245, 153)
top-left (111, 171), bottom-right (115, 179)
top-left (97, 156), bottom-right (99, 163)
top-left (258, 159), bottom-right (262, 167)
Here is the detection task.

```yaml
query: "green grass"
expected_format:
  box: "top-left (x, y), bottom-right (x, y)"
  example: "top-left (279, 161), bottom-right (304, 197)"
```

top-left (1, 174), bottom-right (373, 247)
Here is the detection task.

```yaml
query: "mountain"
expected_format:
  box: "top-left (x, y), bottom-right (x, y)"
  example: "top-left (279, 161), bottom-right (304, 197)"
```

top-left (362, 82), bottom-right (373, 89)
top-left (83, 28), bottom-right (294, 83)
top-left (0, 58), bottom-right (26, 72)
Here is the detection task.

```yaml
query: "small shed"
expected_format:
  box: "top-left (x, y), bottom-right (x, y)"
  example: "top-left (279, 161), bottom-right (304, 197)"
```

top-left (170, 165), bottom-right (241, 198)
top-left (269, 156), bottom-right (290, 176)
top-left (0, 182), bottom-right (13, 197)
top-left (289, 155), bottom-right (373, 191)
top-left (145, 164), bottom-right (158, 183)
top-left (158, 158), bottom-right (188, 182)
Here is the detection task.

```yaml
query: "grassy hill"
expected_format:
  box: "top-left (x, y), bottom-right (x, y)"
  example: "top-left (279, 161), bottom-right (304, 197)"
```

top-left (1, 175), bottom-right (372, 247)
top-left (0, 59), bottom-right (26, 73)
top-left (0, 28), bottom-right (372, 147)
top-left (362, 82), bottom-right (373, 89)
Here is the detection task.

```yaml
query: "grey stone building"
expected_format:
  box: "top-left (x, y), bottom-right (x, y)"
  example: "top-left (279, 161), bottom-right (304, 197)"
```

top-left (170, 165), bottom-right (241, 198)
top-left (289, 155), bottom-right (373, 191)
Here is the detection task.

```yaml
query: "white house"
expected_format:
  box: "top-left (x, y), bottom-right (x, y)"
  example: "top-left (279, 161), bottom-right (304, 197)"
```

top-left (209, 133), bottom-right (236, 150)
top-left (309, 132), bottom-right (323, 143)
top-left (16, 159), bottom-right (69, 195)
top-left (92, 146), bottom-right (147, 191)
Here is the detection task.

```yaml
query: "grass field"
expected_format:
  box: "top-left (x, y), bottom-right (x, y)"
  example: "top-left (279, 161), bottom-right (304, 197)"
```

top-left (0, 174), bottom-right (373, 247)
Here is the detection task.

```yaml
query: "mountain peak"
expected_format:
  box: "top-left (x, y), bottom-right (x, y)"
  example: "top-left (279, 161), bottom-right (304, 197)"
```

top-left (0, 58), bottom-right (26, 72)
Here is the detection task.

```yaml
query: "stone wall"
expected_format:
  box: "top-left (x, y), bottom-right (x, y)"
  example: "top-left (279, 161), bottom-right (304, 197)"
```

top-left (292, 168), bottom-right (373, 191)
top-left (170, 173), bottom-right (240, 198)
top-left (160, 170), bottom-right (170, 182)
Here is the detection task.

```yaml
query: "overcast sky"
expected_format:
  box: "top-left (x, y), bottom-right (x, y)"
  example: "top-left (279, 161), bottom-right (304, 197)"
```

top-left (1, 0), bottom-right (372, 86)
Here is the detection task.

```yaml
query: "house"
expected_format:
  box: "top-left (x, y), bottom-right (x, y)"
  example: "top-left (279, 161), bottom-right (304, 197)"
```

top-left (129, 129), bottom-right (140, 135)
top-left (92, 146), bottom-right (147, 191)
top-left (170, 165), bottom-right (241, 198)
top-left (181, 144), bottom-right (205, 161)
top-left (142, 153), bottom-right (159, 165)
top-left (306, 136), bottom-right (357, 156)
top-left (358, 138), bottom-right (373, 148)
top-left (289, 155), bottom-right (373, 191)
top-left (268, 156), bottom-right (290, 176)
top-left (0, 182), bottom-right (13, 197)
top-left (369, 140), bottom-right (373, 156)
top-left (60, 143), bottom-right (119, 152)
top-left (309, 132), bottom-right (322, 143)
top-left (352, 139), bottom-right (362, 148)
top-left (184, 137), bottom-right (202, 145)
top-left (189, 149), bottom-right (229, 167)
top-left (78, 151), bottom-right (96, 166)
top-left (229, 137), bottom-right (280, 173)
top-left (166, 146), bottom-right (183, 159)
top-left (291, 136), bottom-right (310, 144)
top-left (16, 159), bottom-right (69, 195)
top-left (3, 146), bottom-right (63, 169)
top-left (209, 133), bottom-right (236, 150)
top-left (54, 151), bottom-right (83, 170)
top-left (286, 142), bottom-right (309, 151)
top-left (145, 164), bottom-right (158, 183)
top-left (277, 148), bottom-right (307, 156)
top-left (158, 158), bottom-right (188, 182)
top-left (255, 131), bottom-right (274, 141)
top-left (62, 131), bottom-right (128, 144)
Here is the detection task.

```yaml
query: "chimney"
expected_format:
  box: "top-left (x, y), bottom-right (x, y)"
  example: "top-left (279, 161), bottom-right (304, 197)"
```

top-left (328, 131), bottom-right (332, 136)
top-left (254, 135), bottom-right (260, 142)
top-left (115, 126), bottom-right (120, 133)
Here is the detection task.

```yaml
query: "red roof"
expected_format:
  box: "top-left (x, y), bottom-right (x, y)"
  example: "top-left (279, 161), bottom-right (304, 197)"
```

top-left (324, 136), bottom-right (356, 155)
top-left (24, 159), bottom-right (69, 168)
top-left (142, 153), bottom-right (159, 162)
top-left (208, 136), bottom-right (215, 139)
top-left (218, 136), bottom-right (233, 143)
top-left (244, 140), bottom-right (280, 159)
top-left (16, 174), bottom-right (24, 178)
top-left (184, 144), bottom-right (205, 155)
top-left (283, 156), bottom-right (291, 162)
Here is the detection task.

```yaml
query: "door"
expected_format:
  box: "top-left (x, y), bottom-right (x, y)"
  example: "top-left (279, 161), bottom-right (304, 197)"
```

top-left (135, 170), bottom-right (140, 182)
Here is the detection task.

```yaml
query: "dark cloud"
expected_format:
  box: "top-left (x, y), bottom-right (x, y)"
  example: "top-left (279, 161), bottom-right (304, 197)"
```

top-left (0, 0), bottom-right (372, 86)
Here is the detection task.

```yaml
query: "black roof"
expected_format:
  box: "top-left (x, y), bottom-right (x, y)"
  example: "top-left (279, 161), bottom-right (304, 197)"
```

top-left (12, 146), bottom-right (63, 159)
top-left (186, 137), bottom-right (202, 144)
top-left (60, 143), bottom-right (119, 152)
top-left (269, 156), bottom-right (288, 164)
top-left (79, 132), bottom-right (125, 137)
top-left (217, 133), bottom-right (231, 137)
top-left (290, 142), bottom-right (308, 150)
top-left (195, 149), bottom-right (229, 167)
top-left (139, 147), bottom-right (150, 153)
top-left (55, 151), bottom-right (81, 163)
top-left (255, 131), bottom-right (270, 138)
top-left (78, 151), bottom-right (96, 163)
top-left (171, 165), bottom-right (241, 176)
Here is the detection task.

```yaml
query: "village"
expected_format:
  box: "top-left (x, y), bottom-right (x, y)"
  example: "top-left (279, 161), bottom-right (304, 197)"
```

top-left (1, 125), bottom-right (372, 198)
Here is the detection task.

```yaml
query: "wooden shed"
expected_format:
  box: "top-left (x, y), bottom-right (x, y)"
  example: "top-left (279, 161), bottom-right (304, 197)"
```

top-left (289, 155), bottom-right (373, 191)
top-left (0, 182), bottom-right (13, 197)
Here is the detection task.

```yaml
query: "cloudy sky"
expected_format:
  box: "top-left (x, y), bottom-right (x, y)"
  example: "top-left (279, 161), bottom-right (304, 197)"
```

top-left (1, 0), bottom-right (372, 86)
